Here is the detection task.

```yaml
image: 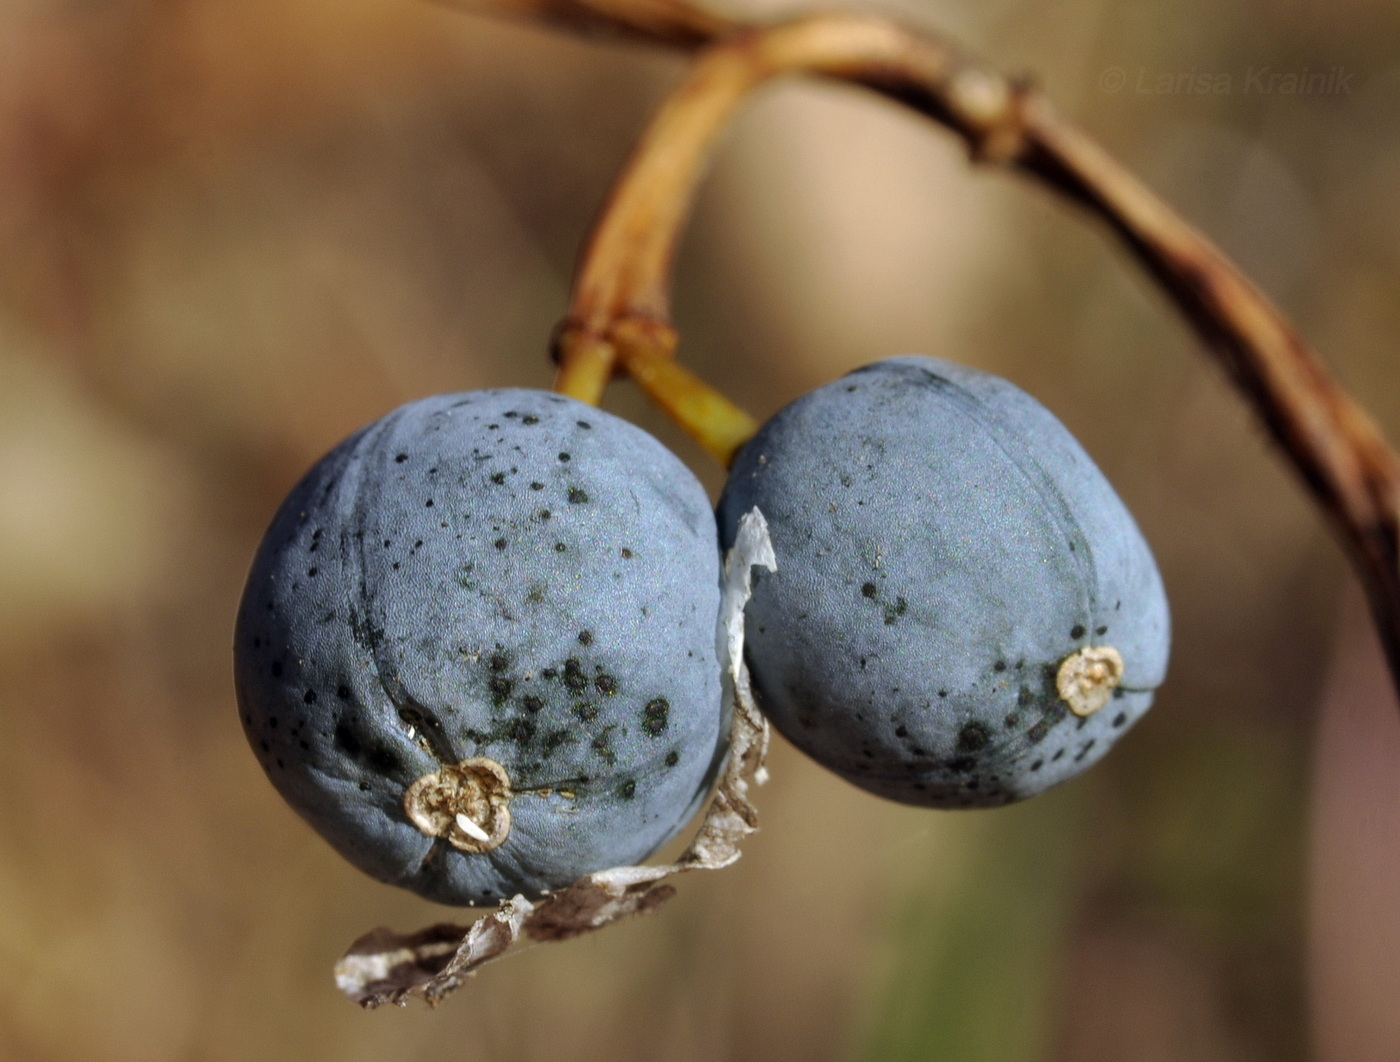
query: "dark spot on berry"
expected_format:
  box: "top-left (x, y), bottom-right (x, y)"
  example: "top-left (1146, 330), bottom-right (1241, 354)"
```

top-left (490, 472), bottom-right (506, 484)
top-left (1112, 712), bottom-right (1127, 728)
top-left (494, 538), bottom-right (507, 550)
top-left (948, 757), bottom-right (977, 773)
top-left (1071, 624), bottom-right (1086, 639)
top-left (578, 630), bottom-right (593, 646)
top-left (522, 415), bottom-right (539, 425)
top-left (642, 698), bottom-right (669, 736)
top-left (367, 745), bottom-right (400, 774)
top-left (563, 658), bottom-right (587, 692)
top-left (336, 685), bottom-right (350, 700)
top-left (490, 652), bottom-right (510, 672)
top-left (621, 548), bottom-right (633, 559)
top-left (994, 660), bottom-right (1007, 672)
top-left (574, 701), bottom-right (598, 722)
top-left (521, 696), bottom-right (544, 713)
top-left (895, 725), bottom-right (908, 738)
top-left (555, 542), bottom-right (567, 552)
top-left (958, 722), bottom-right (990, 752)
top-left (531, 482), bottom-right (544, 491)
top-left (395, 453), bottom-right (407, 463)
top-left (665, 750), bottom-right (679, 767)
top-left (489, 676), bottom-right (513, 702)
top-left (861, 582), bottom-right (877, 598)
top-left (334, 722), bottom-right (362, 758)
top-left (558, 452), bottom-right (571, 463)
top-left (507, 719), bottom-right (535, 744)
top-left (618, 780), bottom-right (636, 800)
top-left (303, 689), bottom-right (317, 705)
top-left (568, 487), bottom-right (589, 504)
top-left (595, 674), bottom-right (618, 696)
top-left (270, 661), bottom-right (283, 678)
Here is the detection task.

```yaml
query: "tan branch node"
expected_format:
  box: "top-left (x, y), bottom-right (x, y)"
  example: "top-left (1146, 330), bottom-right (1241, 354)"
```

top-left (607, 314), bottom-right (679, 361)
top-left (404, 758), bottom-right (513, 853)
top-left (956, 74), bottom-right (1034, 164)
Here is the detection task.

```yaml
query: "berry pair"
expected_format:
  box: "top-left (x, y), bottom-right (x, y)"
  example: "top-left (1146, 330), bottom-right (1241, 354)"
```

top-left (234, 356), bottom-right (1169, 906)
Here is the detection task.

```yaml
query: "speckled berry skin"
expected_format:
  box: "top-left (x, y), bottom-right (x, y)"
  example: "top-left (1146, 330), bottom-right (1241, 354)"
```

top-left (717, 356), bottom-right (1169, 807)
top-left (235, 390), bottom-right (725, 905)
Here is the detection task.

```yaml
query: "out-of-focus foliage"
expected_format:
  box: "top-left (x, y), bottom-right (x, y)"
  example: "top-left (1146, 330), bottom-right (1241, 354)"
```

top-left (1, 0), bottom-right (1398, 1058)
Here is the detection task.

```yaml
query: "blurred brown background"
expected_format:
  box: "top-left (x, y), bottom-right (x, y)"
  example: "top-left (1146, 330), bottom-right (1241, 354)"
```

top-left (2, 0), bottom-right (1399, 1058)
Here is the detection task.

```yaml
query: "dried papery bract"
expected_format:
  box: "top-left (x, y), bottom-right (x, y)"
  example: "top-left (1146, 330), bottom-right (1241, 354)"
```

top-left (333, 509), bottom-right (776, 1007)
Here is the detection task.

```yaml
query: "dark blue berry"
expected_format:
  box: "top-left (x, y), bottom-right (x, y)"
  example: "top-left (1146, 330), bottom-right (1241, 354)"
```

top-left (717, 357), bottom-right (1169, 807)
top-left (235, 389), bottom-right (725, 904)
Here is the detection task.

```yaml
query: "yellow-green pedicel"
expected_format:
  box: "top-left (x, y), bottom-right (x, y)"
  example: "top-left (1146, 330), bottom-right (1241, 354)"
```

top-left (717, 357), bottom-right (1169, 807)
top-left (235, 390), bottom-right (726, 905)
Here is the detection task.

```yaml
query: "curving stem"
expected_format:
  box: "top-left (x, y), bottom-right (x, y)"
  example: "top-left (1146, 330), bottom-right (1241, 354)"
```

top-left (553, 14), bottom-right (1019, 464)
top-left (511, 0), bottom-right (1400, 691)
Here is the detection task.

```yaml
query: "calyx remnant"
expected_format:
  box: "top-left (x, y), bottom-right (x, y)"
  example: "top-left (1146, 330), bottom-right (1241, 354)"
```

top-left (1056, 646), bottom-right (1125, 718)
top-left (404, 758), bottom-right (513, 853)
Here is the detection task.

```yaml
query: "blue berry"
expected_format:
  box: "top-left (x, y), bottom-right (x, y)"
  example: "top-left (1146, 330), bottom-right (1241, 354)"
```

top-left (716, 357), bottom-right (1169, 807)
top-left (235, 390), bottom-right (725, 905)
